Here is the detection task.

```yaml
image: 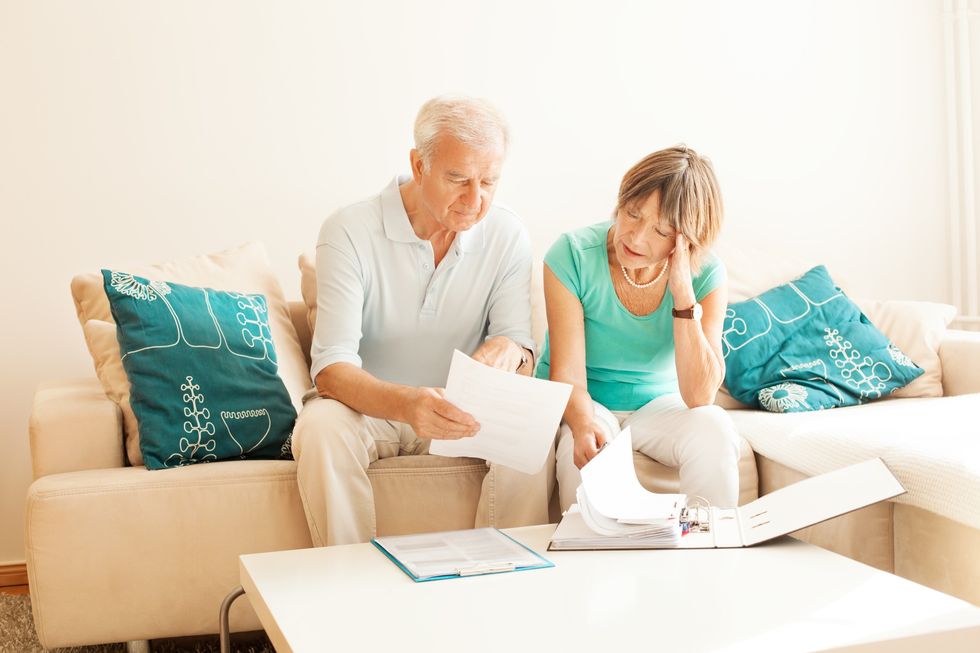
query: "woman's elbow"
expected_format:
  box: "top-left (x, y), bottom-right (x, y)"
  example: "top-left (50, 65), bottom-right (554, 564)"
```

top-left (682, 395), bottom-right (716, 409)
top-left (680, 384), bottom-right (721, 409)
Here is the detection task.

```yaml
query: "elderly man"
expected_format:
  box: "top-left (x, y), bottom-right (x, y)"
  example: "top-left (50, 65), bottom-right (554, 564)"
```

top-left (293, 95), bottom-right (551, 546)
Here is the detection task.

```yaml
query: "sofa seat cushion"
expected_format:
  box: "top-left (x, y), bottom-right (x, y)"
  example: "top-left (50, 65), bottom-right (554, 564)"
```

top-left (728, 394), bottom-right (980, 530)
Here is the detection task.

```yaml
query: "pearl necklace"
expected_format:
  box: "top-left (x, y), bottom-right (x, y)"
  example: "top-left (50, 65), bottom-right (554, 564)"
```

top-left (621, 258), bottom-right (669, 289)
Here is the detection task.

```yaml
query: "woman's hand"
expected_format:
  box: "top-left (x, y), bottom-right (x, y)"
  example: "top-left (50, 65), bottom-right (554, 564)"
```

top-left (668, 233), bottom-right (697, 309)
top-left (404, 387), bottom-right (480, 440)
top-left (572, 423), bottom-right (609, 469)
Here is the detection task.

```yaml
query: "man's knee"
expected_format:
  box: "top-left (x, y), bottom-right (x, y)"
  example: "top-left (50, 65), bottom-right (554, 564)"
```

top-left (292, 397), bottom-right (367, 460)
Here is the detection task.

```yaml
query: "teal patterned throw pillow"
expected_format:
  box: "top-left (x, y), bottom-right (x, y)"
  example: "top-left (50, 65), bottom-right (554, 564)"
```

top-left (721, 266), bottom-right (923, 412)
top-left (103, 270), bottom-right (297, 469)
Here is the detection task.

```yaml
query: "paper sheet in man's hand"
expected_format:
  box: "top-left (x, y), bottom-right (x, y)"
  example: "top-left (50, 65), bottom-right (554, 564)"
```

top-left (428, 350), bottom-right (572, 474)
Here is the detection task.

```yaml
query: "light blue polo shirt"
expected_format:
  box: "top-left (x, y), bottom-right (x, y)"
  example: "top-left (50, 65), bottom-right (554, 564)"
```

top-left (534, 221), bottom-right (726, 411)
top-left (310, 176), bottom-right (535, 388)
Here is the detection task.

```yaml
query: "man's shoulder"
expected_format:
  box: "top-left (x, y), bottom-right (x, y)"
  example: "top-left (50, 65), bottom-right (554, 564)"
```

top-left (317, 194), bottom-right (384, 247)
top-left (478, 203), bottom-right (531, 254)
top-left (484, 202), bottom-right (527, 234)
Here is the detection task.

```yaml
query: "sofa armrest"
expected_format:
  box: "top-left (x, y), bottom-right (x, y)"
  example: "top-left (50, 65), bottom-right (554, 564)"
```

top-left (29, 378), bottom-right (126, 479)
top-left (940, 329), bottom-right (980, 396)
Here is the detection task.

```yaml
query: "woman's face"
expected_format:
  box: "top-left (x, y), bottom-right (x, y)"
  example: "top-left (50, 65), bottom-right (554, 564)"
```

top-left (612, 190), bottom-right (677, 270)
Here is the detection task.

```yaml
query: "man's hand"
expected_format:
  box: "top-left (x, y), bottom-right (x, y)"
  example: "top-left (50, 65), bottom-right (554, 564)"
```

top-left (572, 423), bottom-right (609, 469)
top-left (405, 387), bottom-right (480, 440)
top-left (471, 336), bottom-right (526, 373)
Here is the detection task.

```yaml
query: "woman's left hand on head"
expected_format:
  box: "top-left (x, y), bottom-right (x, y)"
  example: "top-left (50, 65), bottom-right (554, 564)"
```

top-left (668, 233), bottom-right (696, 307)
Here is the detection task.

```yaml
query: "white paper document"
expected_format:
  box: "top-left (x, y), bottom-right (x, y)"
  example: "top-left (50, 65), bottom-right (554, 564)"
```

top-left (428, 350), bottom-right (572, 474)
top-left (580, 427), bottom-right (686, 523)
top-left (574, 427), bottom-right (685, 545)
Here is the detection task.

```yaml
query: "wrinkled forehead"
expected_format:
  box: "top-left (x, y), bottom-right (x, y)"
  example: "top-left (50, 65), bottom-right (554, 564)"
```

top-left (430, 134), bottom-right (505, 176)
top-left (624, 192), bottom-right (678, 232)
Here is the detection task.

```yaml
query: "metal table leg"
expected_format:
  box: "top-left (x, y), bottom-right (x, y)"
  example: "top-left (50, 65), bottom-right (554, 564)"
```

top-left (219, 585), bottom-right (246, 653)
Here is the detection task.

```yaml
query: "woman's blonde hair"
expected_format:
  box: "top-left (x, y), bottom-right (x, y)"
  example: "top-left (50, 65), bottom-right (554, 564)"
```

top-left (617, 145), bottom-right (724, 272)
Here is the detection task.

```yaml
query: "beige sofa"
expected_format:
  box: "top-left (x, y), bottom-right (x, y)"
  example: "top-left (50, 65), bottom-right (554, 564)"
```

top-left (24, 249), bottom-right (980, 649)
top-left (25, 293), bottom-right (757, 650)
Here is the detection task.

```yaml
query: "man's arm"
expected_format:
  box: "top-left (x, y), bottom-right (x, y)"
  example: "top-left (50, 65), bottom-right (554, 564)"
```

top-left (473, 224), bottom-right (536, 374)
top-left (315, 364), bottom-right (478, 440)
top-left (310, 232), bottom-right (478, 440)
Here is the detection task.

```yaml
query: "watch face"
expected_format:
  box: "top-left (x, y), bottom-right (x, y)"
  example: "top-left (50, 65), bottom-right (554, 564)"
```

top-left (693, 303), bottom-right (703, 320)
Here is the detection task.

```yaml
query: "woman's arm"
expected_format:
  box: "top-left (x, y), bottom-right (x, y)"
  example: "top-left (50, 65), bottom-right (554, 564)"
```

top-left (673, 285), bottom-right (727, 408)
top-left (669, 235), bottom-right (726, 408)
top-left (544, 265), bottom-right (608, 467)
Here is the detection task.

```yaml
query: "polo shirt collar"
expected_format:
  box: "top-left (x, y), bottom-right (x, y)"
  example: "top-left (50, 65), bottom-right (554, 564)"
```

top-left (381, 176), bottom-right (419, 243)
top-left (382, 175), bottom-right (486, 252)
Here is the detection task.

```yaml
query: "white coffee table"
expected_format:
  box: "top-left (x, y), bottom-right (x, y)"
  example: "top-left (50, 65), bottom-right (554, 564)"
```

top-left (223, 525), bottom-right (980, 652)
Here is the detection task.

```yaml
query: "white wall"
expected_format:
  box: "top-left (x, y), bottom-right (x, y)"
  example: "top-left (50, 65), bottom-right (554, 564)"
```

top-left (0, 0), bottom-right (951, 563)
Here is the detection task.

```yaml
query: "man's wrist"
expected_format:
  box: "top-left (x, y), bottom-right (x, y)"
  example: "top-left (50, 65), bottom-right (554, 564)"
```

top-left (517, 344), bottom-right (530, 370)
top-left (392, 385), bottom-right (419, 423)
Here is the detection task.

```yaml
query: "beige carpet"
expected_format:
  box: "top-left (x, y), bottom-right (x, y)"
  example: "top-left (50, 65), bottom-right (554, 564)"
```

top-left (0, 594), bottom-right (274, 653)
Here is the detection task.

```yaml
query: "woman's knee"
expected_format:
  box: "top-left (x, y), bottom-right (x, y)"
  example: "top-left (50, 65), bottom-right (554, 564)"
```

top-left (688, 406), bottom-right (740, 458)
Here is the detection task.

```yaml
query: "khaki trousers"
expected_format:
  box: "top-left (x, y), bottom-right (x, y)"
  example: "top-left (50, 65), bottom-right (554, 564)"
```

top-left (293, 396), bottom-right (554, 546)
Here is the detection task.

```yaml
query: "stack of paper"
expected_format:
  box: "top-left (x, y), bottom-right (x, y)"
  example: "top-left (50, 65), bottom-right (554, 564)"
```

top-left (551, 428), bottom-right (686, 550)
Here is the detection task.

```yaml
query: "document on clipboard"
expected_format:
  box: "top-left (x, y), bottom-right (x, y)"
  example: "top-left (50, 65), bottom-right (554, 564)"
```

top-left (373, 527), bottom-right (554, 582)
top-left (549, 428), bottom-right (906, 551)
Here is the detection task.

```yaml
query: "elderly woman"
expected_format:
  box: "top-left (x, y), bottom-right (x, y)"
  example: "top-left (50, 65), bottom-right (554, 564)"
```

top-left (536, 146), bottom-right (740, 511)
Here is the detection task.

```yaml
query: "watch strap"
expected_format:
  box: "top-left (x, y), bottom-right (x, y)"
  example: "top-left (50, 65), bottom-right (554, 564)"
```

top-left (672, 303), bottom-right (702, 320)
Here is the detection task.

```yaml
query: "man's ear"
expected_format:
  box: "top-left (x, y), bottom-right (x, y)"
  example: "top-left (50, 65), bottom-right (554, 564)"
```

top-left (409, 149), bottom-right (425, 183)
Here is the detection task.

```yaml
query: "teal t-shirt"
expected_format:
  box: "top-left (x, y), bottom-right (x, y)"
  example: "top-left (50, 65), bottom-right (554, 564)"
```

top-left (534, 221), bottom-right (727, 411)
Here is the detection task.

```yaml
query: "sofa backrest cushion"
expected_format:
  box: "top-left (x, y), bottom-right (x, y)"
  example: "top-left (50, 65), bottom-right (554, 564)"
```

top-left (82, 320), bottom-right (140, 462)
top-left (298, 251), bottom-right (317, 341)
top-left (852, 299), bottom-right (957, 399)
top-left (72, 242), bottom-right (311, 466)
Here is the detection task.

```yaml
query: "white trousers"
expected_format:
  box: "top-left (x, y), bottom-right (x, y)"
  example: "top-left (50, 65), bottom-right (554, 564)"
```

top-left (293, 396), bottom-right (554, 546)
top-left (556, 394), bottom-right (741, 512)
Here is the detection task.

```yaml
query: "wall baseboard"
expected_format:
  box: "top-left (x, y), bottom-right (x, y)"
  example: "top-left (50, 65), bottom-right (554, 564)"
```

top-left (0, 563), bottom-right (28, 588)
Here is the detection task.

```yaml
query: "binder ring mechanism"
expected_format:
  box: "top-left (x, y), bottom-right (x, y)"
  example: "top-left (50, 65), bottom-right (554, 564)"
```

top-left (680, 496), bottom-right (711, 533)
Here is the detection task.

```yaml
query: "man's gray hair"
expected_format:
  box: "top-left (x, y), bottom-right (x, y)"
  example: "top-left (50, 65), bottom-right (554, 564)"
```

top-left (413, 95), bottom-right (509, 170)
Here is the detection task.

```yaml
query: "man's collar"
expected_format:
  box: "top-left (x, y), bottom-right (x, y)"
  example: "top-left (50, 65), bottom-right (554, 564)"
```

top-left (381, 176), bottom-right (419, 243)
top-left (382, 175), bottom-right (486, 252)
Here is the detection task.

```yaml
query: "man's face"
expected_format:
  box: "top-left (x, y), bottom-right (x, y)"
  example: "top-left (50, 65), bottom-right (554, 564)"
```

top-left (411, 134), bottom-right (504, 232)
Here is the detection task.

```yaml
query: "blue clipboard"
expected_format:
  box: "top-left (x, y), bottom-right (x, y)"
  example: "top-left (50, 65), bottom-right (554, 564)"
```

top-left (371, 528), bottom-right (554, 583)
